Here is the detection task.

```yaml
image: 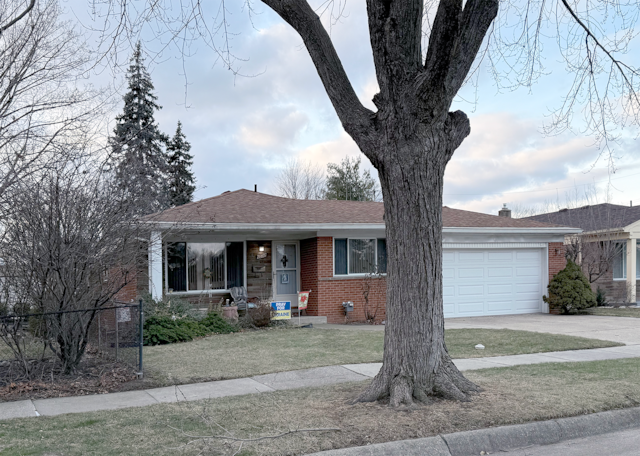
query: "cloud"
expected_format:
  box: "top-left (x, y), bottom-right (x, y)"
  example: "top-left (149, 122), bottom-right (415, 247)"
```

top-left (238, 105), bottom-right (309, 151)
top-left (443, 112), bottom-right (640, 214)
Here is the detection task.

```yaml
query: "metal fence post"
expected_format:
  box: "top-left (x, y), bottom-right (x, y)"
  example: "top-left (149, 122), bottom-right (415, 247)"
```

top-left (138, 299), bottom-right (144, 377)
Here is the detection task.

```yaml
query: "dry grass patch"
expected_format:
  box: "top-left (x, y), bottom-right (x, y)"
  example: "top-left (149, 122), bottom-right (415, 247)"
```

top-left (585, 307), bottom-right (640, 318)
top-left (2, 358), bottom-right (640, 456)
top-left (143, 327), bottom-right (620, 385)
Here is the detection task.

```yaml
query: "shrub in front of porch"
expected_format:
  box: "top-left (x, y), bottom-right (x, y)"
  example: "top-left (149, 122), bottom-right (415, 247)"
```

top-left (144, 312), bottom-right (238, 345)
top-left (544, 260), bottom-right (597, 314)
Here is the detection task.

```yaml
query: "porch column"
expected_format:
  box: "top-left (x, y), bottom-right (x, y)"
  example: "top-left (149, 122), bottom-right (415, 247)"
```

top-left (626, 237), bottom-right (637, 304)
top-left (148, 231), bottom-right (163, 301)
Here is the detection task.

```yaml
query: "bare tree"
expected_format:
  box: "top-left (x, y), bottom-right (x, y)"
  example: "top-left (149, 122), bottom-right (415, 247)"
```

top-left (0, 0), bottom-right (103, 222)
top-left (90, 0), bottom-right (640, 406)
top-left (274, 158), bottom-right (325, 199)
top-left (0, 158), bottom-right (151, 374)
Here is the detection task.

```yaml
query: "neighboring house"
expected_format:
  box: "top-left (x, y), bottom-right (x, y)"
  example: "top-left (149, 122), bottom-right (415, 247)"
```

top-left (138, 189), bottom-right (577, 323)
top-left (523, 203), bottom-right (640, 304)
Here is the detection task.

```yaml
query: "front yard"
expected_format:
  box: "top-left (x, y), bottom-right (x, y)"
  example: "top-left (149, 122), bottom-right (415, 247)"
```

top-left (586, 306), bottom-right (640, 318)
top-left (2, 358), bottom-right (640, 456)
top-left (143, 327), bottom-right (622, 385)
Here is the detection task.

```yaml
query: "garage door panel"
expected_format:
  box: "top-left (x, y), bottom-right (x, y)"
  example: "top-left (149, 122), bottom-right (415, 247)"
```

top-left (488, 251), bottom-right (513, 261)
top-left (488, 267), bottom-right (513, 278)
top-left (458, 268), bottom-right (484, 278)
top-left (487, 300), bottom-right (513, 311)
top-left (458, 302), bottom-right (485, 314)
top-left (516, 251), bottom-right (541, 260)
top-left (443, 252), bottom-right (455, 262)
top-left (516, 267), bottom-right (539, 277)
top-left (488, 284), bottom-right (512, 295)
top-left (443, 248), bottom-right (543, 318)
top-left (517, 283), bottom-right (540, 293)
top-left (459, 252), bottom-right (485, 262)
top-left (458, 285), bottom-right (484, 296)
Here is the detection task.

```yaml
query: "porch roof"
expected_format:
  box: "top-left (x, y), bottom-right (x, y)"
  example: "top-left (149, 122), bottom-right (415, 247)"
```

top-left (146, 189), bottom-right (573, 231)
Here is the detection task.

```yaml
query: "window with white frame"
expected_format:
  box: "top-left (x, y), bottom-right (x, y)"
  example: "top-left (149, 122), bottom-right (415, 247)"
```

top-left (334, 238), bottom-right (387, 275)
top-left (166, 242), bottom-right (244, 292)
top-left (612, 241), bottom-right (640, 280)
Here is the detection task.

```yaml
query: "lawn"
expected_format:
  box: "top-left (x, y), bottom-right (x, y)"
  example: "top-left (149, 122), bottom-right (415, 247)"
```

top-left (585, 307), bottom-right (640, 318)
top-left (142, 327), bottom-right (621, 385)
top-left (2, 358), bottom-right (640, 456)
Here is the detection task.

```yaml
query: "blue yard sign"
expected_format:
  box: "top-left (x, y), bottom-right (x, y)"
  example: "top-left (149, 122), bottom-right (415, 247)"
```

top-left (271, 301), bottom-right (291, 320)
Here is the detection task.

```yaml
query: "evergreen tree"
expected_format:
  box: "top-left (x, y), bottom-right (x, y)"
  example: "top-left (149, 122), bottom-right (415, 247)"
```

top-left (110, 42), bottom-right (169, 214)
top-left (324, 156), bottom-right (379, 201)
top-left (166, 121), bottom-right (196, 206)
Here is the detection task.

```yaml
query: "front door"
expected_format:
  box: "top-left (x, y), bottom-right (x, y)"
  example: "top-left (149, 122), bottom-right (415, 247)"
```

top-left (272, 241), bottom-right (299, 309)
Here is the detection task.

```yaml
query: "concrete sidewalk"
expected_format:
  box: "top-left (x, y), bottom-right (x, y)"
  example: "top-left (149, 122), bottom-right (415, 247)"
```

top-left (3, 344), bottom-right (640, 421)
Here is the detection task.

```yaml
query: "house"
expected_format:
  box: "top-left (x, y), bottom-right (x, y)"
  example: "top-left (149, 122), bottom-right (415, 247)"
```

top-left (523, 203), bottom-right (640, 304)
top-left (138, 189), bottom-right (578, 323)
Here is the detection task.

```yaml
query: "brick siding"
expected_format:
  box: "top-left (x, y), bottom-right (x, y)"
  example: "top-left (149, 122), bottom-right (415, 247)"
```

top-left (548, 242), bottom-right (567, 281)
top-left (591, 267), bottom-right (639, 303)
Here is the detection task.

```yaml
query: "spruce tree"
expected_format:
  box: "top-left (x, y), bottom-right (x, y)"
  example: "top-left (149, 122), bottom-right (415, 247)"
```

top-left (110, 42), bottom-right (169, 214)
top-left (166, 121), bottom-right (196, 206)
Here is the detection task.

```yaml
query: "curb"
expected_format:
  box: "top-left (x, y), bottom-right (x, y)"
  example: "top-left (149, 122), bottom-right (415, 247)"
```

top-left (307, 406), bottom-right (640, 455)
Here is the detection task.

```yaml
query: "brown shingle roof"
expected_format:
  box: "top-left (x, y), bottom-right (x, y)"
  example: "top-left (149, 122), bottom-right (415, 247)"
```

top-left (523, 203), bottom-right (640, 232)
top-left (148, 189), bottom-right (562, 228)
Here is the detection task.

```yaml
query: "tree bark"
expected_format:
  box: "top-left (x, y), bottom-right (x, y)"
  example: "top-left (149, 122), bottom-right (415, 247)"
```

top-left (357, 115), bottom-right (480, 405)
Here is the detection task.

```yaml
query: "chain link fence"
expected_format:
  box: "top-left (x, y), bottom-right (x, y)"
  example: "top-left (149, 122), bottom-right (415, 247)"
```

top-left (0, 301), bottom-right (143, 384)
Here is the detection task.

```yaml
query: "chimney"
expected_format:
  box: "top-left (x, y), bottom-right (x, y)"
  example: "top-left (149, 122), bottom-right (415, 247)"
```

top-left (499, 203), bottom-right (512, 218)
top-left (631, 200), bottom-right (633, 207)
top-left (254, 184), bottom-right (257, 192)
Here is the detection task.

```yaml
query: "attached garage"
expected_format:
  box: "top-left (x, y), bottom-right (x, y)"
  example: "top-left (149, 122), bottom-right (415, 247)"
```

top-left (442, 247), bottom-right (544, 318)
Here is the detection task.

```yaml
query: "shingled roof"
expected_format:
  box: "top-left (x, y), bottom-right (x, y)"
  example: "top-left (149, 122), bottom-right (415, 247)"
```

top-left (523, 203), bottom-right (640, 232)
top-left (148, 189), bottom-right (561, 229)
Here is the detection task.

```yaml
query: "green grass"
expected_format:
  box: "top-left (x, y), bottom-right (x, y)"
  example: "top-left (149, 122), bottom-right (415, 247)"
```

top-left (2, 358), bottom-right (640, 456)
top-left (142, 327), bottom-right (621, 385)
top-left (585, 307), bottom-right (640, 318)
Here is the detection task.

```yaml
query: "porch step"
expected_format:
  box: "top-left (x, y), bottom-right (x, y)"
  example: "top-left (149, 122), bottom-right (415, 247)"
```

top-left (287, 316), bottom-right (327, 326)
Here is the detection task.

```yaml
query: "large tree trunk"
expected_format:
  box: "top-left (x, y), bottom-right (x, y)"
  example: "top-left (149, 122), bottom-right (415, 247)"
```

top-left (262, 0), bottom-right (498, 406)
top-left (357, 124), bottom-right (480, 406)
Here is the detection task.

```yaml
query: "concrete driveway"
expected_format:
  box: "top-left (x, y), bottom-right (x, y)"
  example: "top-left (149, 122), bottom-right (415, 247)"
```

top-left (321, 313), bottom-right (640, 345)
top-left (445, 313), bottom-right (640, 346)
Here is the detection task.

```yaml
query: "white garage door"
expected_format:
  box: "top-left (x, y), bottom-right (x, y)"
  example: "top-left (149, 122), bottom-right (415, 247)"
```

top-left (443, 249), bottom-right (543, 318)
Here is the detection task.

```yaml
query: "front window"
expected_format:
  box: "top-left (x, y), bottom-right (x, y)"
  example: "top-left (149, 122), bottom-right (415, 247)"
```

top-left (334, 238), bottom-right (387, 275)
top-left (612, 241), bottom-right (640, 280)
top-left (167, 242), bottom-right (244, 292)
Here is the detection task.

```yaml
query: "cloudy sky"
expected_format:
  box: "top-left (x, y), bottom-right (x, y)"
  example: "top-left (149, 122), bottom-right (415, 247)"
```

top-left (71, 0), bottom-right (639, 216)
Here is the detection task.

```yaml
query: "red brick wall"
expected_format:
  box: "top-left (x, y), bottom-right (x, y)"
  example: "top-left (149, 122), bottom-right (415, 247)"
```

top-left (313, 236), bottom-right (387, 324)
top-left (548, 242), bottom-right (567, 281)
top-left (114, 277), bottom-right (138, 303)
top-left (300, 238), bottom-right (319, 315)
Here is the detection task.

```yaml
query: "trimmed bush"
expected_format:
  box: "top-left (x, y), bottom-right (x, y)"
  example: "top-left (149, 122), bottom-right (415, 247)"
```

top-left (596, 287), bottom-right (608, 306)
top-left (200, 312), bottom-right (239, 334)
top-left (143, 311), bottom-right (238, 346)
top-left (543, 260), bottom-right (596, 314)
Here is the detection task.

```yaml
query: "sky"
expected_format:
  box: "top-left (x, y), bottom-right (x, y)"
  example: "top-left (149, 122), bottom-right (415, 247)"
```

top-left (68, 0), bottom-right (640, 217)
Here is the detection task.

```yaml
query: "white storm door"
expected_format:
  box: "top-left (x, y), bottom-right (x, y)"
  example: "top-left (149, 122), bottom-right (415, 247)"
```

top-left (272, 242), bottom-right (299, 306)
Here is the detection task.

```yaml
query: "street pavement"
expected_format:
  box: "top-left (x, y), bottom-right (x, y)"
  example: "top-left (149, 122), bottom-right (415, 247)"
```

top-left (498, 427), bottom-right (640, 456)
